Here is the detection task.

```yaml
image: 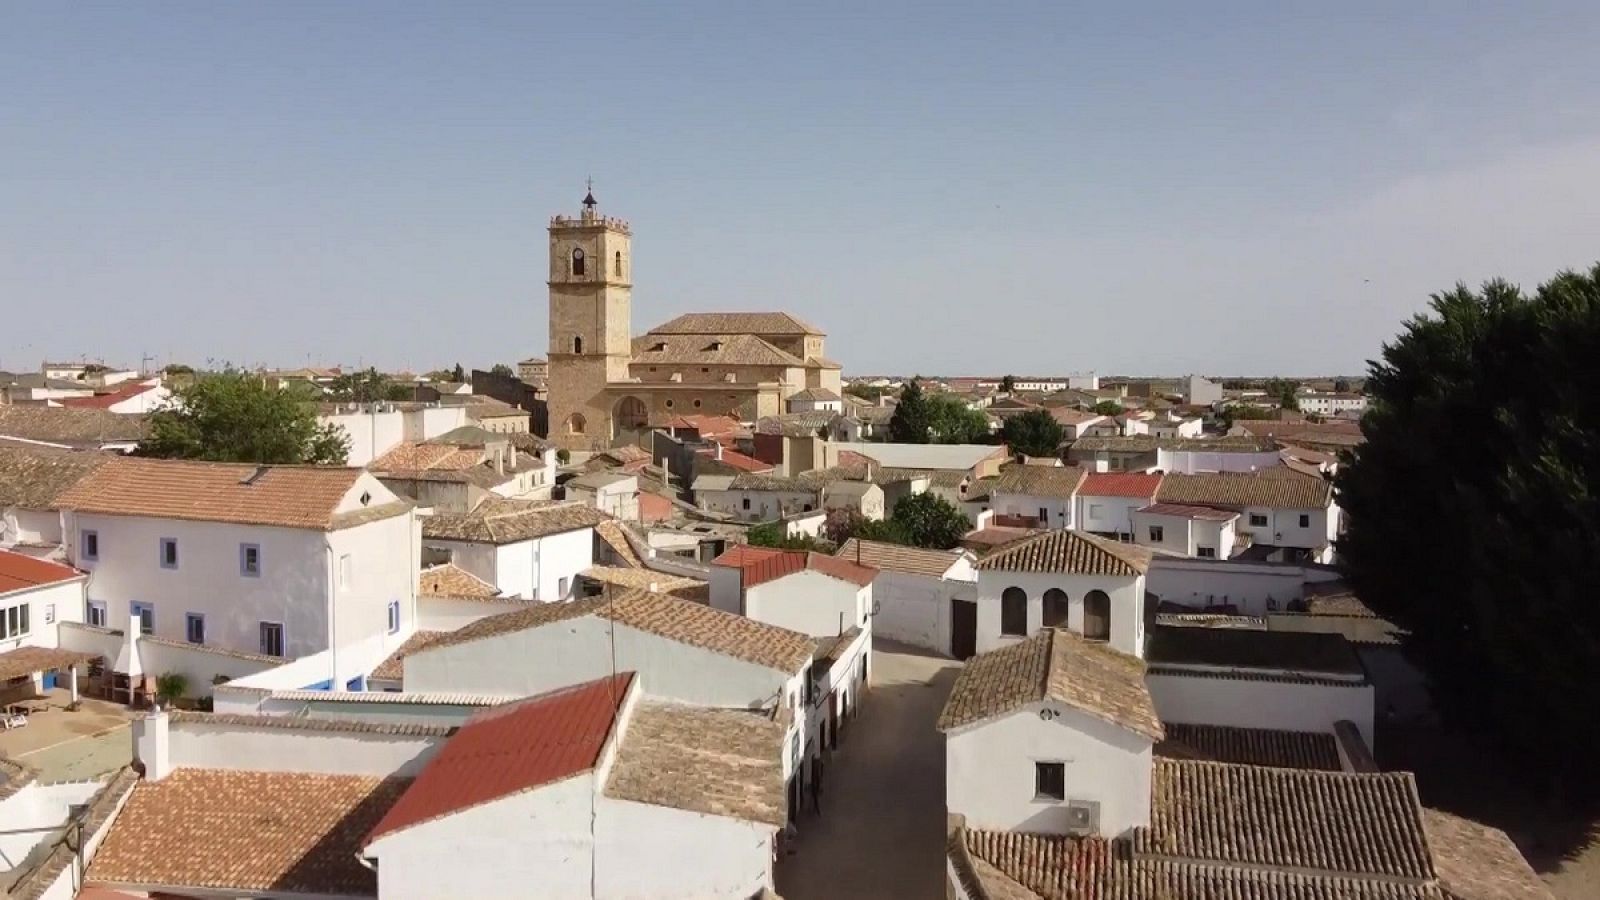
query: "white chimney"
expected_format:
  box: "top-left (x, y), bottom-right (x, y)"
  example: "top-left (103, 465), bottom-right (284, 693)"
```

top-left (715, 443), bottom-right (723, 461)
top-left (133, 707), bottom-right (172, 781)
top-left (114, 624), bottom-right (143, 678)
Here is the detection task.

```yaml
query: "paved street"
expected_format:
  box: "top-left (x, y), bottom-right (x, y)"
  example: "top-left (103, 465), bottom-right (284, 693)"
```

top-left (776, 641), bottom-right (961, 900)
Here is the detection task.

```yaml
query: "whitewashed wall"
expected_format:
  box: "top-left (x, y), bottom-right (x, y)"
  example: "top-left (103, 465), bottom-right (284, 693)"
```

top-left (418, 595), bottom-right (530, 631)
top-left (990, 491), bottom-right (1075, 529)
top-left (1156, 449), bottom-right (1281, 473)
top-left (1075, 495), bottom-right (1148, 537)
top-left (745, 571), bottom-right (868, 638)
top-left (1145, 559), bottom-right (1306, 615)
top-left (0, 579), bottom-right (84, 653)
top-left (162, 718), bottom-right (442, 775)
top-left (976, 571), bottom-right (1145, 656)
top-left (1146, 671), bottom-right (1375, 747)
top-left (2, 506), bottom-right (65, 546)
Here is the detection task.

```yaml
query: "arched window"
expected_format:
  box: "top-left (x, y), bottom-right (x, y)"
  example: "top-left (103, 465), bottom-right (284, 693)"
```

top-left (571, 248), bottom-right (586, 276)
top-left (1083, 590), bottom-right (1111, 642)
top-left (566, 413), bottom-right (586, 435)
top-left (573, 336), bottom-right (583, 355)
top-left (614, 251), bottom-right (623, 277)
top-left (1042, 589), bottom-right (1070, 628)
top-left (1000, 587), bottom-right (1028, 637)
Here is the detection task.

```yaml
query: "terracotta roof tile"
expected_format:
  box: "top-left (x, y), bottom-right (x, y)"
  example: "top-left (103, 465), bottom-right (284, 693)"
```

top-left (605, 701), bottom-right (786, 827)
top-left (1138, 502), bottom-right (1241, 521)
top-left (992, 466), bottom-right (1086, 499)
top-left (1155, 722), bottom-right (1342, 771)
top-left (833, 539), bottom-right (966, 579)
top-left (370, 441), bottom-right (484, 471)
top-left (88, 769), bottom-right (409, 895)
top-left (421, 499), bottom-right (608, 544)
top-left (631, 333), bottom-right (806, 367)
top-left (0, 444), bottom-right (111, 509)
top-left (367, 674), bottom-right (632, 843)
top-left (938, 628), bottom-right (1162, 740)
top-left (975, 530), bottom-right (1151, 576)
top-left (581, 565), bottom-right (709, 602)
top-left (1421, 808), bottom-right (1553, 900)
top-left (0, 550), bottom-right (82, 594)
top-left (1079, 471), bottom-right (1163, 498)
top-left (646, 311), bottom-right (823, 336)
top-left (595, 520), bottom-right (645, 568)
top-left (712, 546), bottom-right (877, 588)
top-left (59, 381), bottom-right (161, 409)
top-left (165, 710), bottom-right (454, 737)
top-left (1156, 470), bottom-right (1333, 510)
top-left (696, 446), bottom-right (774, 473)
top-left (0, 405), bottom-right (147, 447)
top-left (417, 563), bottom-right (499, 598)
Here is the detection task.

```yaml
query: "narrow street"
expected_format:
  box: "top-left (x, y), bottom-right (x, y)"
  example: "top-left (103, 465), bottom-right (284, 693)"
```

top-left (775, 641), bottom-right (961, 900)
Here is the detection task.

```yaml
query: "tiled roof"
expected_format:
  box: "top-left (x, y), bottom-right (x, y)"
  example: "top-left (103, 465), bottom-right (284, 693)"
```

top-left (790, 387), bottom-right (841, 402)
top-left (937, 628), bottom-right (1162, 740)
top-left (1155, 722), bottom-right (1342, 771)
top-left (0, 405), bottom-right (147, 447)
top-left (1156, 470), bottom-right (1334, 509)
top-left (975, 529), bottom-right (1151, 576)
top-left (1146, 625), bottom-right (1366, 678)
top-left (371, 441), bottom-right (484, 471)
top-left (1079, 471), bottom-right (1163, 498)
top-left (54, 457), bottom-right (400, 530)
top-left (1050, 408), bottom-right (1104, 425)
top-left (646, 311), bottom-right (823, 336)
top-left (421, 499), bottom-right (608, 544)
top-left (165, 710), bottom-right (455, 738)
top-left (0, 444), bottom-right (111, 509)
top-left (370, 630), bottom-right (450, 681)
top-left (1072, 435), bottom-right (1278, 453)
top-left (712, 545), bottom-right (877, 588)
top-left (833, 539), bottom-right (965, 579)
top-left (605, 701), bottom-right (786, 827)
top-left (595, 520), bottom-right (645, 568)
top-left (582, 565), bottom-right (709, 603)
top-left (417, 563), bottom-right (499, 598)
top-left (416, 588), bottom-right (815, 673)
top-left (631, 333), bottom-right (805, 367)
top-left (88, 769), bottom-right (410, 896)
top-left (0, 755), bottom-right (38, 802)
top-left (1421, 808), bottom-right (1553, 900)
top-left (0, 646), bottom-right (101, 681)
top-left (1138, 502), bottom-right (1241, 521)
top-left (0, 550), bottom-right (82, 594)
top-left (1142, 759), bottom-right (1434, 880)
top-left (367, 674), bottom-right (632, 843)
top-left (696, 446), bottom-right (774, 473)
top-left (755, 411), bottom-right (842, 436)
top-left (59, 381), bottom-right (161, 409)
top-left (992, 466), bottom-right (1086, 499)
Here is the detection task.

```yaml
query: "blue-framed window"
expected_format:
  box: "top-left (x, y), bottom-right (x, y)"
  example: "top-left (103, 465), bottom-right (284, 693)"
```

top-left (131, 602), bottom-right (154, 635)
top-left (240, 543), bottom-right (261, 577)
top-left (260, 621), bottom-right (285, 657)
top-left (86, 600), bottom-right (107, 628)
top-left (81, 530), bottom-right (99, 561)
top-left (159, 538), bottom-right (178, 569)
top-left (185, 613), bottom-right (205, 644)
top-left (386, 600), bottom-right (400, 634)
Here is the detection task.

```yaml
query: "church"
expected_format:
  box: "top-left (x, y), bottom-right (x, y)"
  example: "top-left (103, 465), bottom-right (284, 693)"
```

top-left (545, 189), bottom-right (843, 451)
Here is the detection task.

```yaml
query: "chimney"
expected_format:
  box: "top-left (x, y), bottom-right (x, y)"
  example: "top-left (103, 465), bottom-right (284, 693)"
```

top-left (494, 446), bottom-right (505, 476)
top-left (133, 707), bottom-right (173, 781)
top-left (509, 444), bottom-right (518, 468)
top-left (865, 458), bottom-right (875, 482)
top-left (715, 443), bottom-right (723, 461)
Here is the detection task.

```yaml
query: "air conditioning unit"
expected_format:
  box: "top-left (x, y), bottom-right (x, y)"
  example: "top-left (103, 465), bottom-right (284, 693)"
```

top-left (1061, 799), bottom-right (1100, 836)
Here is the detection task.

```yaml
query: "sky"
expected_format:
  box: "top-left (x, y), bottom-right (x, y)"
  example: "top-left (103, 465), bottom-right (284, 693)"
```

top-left (4, 3), bottom-right (1599, 378)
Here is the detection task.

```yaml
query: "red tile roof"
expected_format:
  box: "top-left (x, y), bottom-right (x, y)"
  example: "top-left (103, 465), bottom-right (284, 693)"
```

top-left (366, 672), bottom-right (633, 844)
top-left (1140, 502), bottom-right (1240, 522)
top-left (59, 381), bottom-right (160, 409)
top-left (1080, 471), bottom-right (1164, 498)
top-left (696, 446), bottom-right (774, 473)
top-left (639, 490), bottom-right (673, 523)
top-left (711, 546), bottom-right (877, 588)
top-left (0, 549), bottom-right (82, 594)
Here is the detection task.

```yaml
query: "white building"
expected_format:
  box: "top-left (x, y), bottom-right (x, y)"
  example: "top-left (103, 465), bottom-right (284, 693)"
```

top-left (1297, 391), bottom-right (1367, 418)
top-left (419, 499), bottom-right (606, 602)
top-left (1074, 471), bottom-right (1163, 539)
top-left (939, 628), bottom-right (1162, 837)
top-left (786, 387), bottom-right (844, 413)
top-left (973, 530), bottom-right (1152, 657)
top-left (1155, 471), bottom-right (1339, 563)
top-left (1147, 414), bottom-right (1204, 439)
top-left (59, 378), bottom-right (171, 414)
top-left (1132, 503), bottom-right (1240, 559)
top-left (987, 466), bottom-right (1086, 530)
top-left (318, 401), bottom-right (471, 468)
top-left (0, 444), bottom-right (109, 552)
top-left (0, 550), bottom-right (86, 654)
top-left (566, 471), bottom-right (640, 522)
top-left (1049, 408), bottom-right (1107, 440)
top-left (1184, 374), bottom-right (1223, 407)
top-left (55, 457), bottom-right (419, 686)
top-left (832, 538), bottom-right (976, 656)
top-left (821, 479), bottom-right (885, 520)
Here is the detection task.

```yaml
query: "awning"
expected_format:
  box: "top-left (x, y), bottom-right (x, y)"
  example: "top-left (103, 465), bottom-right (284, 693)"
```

top-left (0, 646), bottom-right (99, 681)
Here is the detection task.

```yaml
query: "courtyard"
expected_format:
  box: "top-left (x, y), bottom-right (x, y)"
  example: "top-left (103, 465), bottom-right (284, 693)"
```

top-left (0, 690), bottom-right (134, 782)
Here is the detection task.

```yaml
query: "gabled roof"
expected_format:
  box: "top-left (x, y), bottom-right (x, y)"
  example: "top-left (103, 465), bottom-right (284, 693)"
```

top-left (711, 545), bottom-right (876, 588)
top-left (695, 446), bottom-right (774, 474)
top-left (0, 550), bottom-right (83, 594)
top-left (59, 381), bottom-right (162, 409)
top-left (1421, 808), bottom-right (1552, 900)
top-left (0, 405), bottom-right (148, 447)
top-left (1155, 722), bottom-right (1342, 771)
top-left (937, 628), bottom-right (1162, 740)
top-left (975, 529), bottom-right (1151, 576)
top-left (421, 499), bottom-right (609, 544)
top-left (368, 630), bottom-right (450, 681)
top-left (366, 673), bottom-right (633, 843)
top-left (631, 333), bottom-right (806, 367)
top-left (830, 441), bottom-right (1004, 472)
top-left (1156, 471), bottom-right (1334, 510)
top-left (55, 457), bottom-right (405, 531)
top-left (1138, 502), bottom-right (1240, 522)
top-left (833, 538), bottom-right (966, 579)
top-left (417, 563), bottom-right (500, 598)
top-left (605, 701), bottom-right (786, 828)
top-left (646, 311), bottom-right (823, 336)
top-left (0, 443), bottom-right (111, 509)
top-left (991, 465), bottom-right (1086, 499)
top-left (1079, 471), bottom-right (1163, 498)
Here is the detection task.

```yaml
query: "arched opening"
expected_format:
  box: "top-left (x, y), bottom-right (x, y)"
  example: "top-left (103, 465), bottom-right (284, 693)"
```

top-left (613, 396), bottom-right (648, 436)
top-left (614, 251), bottom-right (623, 277)
top-left (1000, 587), bottom-right (1028, 637)
top-left (566, 413), bottom-right (587, 435)
top-left (1042, 588), bottom-right (1070, 628)
top-left (572, 335), bottom-right (583, 355)
top-left (571, 248), bottom-right (586, 277)
top-left (1083, 590), bottom-right (1111, 641)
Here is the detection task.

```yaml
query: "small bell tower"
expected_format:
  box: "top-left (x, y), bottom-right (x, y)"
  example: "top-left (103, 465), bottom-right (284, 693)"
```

top-left (546, 182), bottom-right (633, 450)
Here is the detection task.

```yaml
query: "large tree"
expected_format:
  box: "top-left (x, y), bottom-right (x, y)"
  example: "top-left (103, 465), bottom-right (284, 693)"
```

top-left (925, 393), bottom-right (991, 444)
top-left (889, 491), bottom-right (971, 549)
top-left (1337, 264), bottom-right (1600, 784)
top-left (139, 370), bottom-right (350, 464)
top-left (999, 408), bottom-right (1065, 458)
top-left (328, 367), bottom-right (410, 403)
top-left (888, 378), bottom-right (931, 443)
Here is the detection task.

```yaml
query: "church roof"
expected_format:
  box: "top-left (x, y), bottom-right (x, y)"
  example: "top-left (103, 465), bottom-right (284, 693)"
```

top-left (645, 312), bottom-right (823, 337)
top-left (631, 334), bottom-right (806, 367)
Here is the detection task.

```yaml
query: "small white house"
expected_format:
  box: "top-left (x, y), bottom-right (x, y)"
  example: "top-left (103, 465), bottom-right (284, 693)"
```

top-left (787, 387), bottom-right (844, 414)
top-left (59, 379), bottom-right (171, 415)
top-left (566, 471), bottom-right (640, 522)
top-left (0, 550), bottom-right (86, 654)
top-left (1155, 471), bottom-right (1339, 563)
top-left (318, 401), bottom-right (471, 468)
top-left (973, 530), bottom-right (1153, 657)
top-left (988, 466), bottom-right (1086, 530)
top-left (1132, 503), bottom-right (1239, 559)
top-left (1297, 392), bottom-right (1367, 418)
top-left (420, 499), bottom-right (606, 602)
top-left (821, 479), bottom-right (885, 521)
top-left (1074, 471), bottom-right (1163, 539)
top-left (0, 444), bottom-right (109, 550)
top-left (938, 628), bottom-right (1163, 837)
top-left (707, 545), bottom-right (875, 639)
top-left (832, 538), bottom-right (976, 656)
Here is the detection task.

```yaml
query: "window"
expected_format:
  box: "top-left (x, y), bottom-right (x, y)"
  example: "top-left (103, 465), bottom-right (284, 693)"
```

top-left (339, 554), bottom-right (352, 589)
top-left (1042, 588), bottom-right (1070, 628)
top-left (159, 538), bottom-right (178, 569)
top-left (1083, 590), bottom-right (1111, 641)
top-left (1148, 525), bottom-right (1164, 542)
top-left (1088, 504), bottom-right (1104, 519)
top-left (567, 413), bottom-right (586, 434)
top-left (81, 530), bottom-right (99, 561)
top-left (571, 247), bottom-right (586, 276)
top-left (614, 251), bottom-right (622, 276)
top-left (1038, 507), bottom-right (1049, 523)
top-left (0, 602), bottom-right (30, 640)
top-left (693, 399), bottom-right (702, 408)
top-left (131, 602), bottom-right (154, 636)
top-left (240, 543), bottom-right (261, 577)
top-left (742, 498), bottom-right (751, 510)
top-left (185, 613), bottom-right (205, 644)
top-left (86, 601), bottom-right (107, 628)
top-left (664, 399), bottom-right (674, 409)
top-left (387, 600), bottom-right (400, 634)
top-left (573, 335), bottom-right (584, 355)
top-left (259, 622), bottom-right (285, 657)
top-left (558, 576), bottom-right (570, 597)
top-left (1197, 546), bottom-right (1216, 558)
top-left (1249, 513), bottom-right (1268, 527)
top-left (1298, 513), bottom-right (1310, 528)
top-left (803, 668), bottom-right (815, 705)
top-left (1035, 762), bottom-right (1066, 801)
top-left (1001, 587), bottom-right (1028, 636)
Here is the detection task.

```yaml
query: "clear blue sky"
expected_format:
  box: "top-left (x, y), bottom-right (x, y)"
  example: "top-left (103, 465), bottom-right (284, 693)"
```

top-left (5, 3), bottom-right (1599, 377)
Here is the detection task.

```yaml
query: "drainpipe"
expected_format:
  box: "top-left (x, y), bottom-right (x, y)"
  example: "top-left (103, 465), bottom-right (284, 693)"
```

top-left (326, 542), bottom-right (339, 690)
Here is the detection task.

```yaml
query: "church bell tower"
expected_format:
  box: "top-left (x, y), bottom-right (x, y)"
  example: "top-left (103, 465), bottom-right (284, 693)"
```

top-left (546, 185), bottom-right (634, 450)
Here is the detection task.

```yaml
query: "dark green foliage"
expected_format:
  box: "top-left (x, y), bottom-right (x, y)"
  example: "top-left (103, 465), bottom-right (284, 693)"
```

top-left (162, 363), bottom-right (195, 375)
top-left (328, 367), bottom-right (410, 403)
top-left (825, 493), bottom-right (969, 550)
top-left (748, 521), bottom-right (827, 551)
top-left (1093, 400), bottom-right (1125, 416)
top-left (1218, 404), bottom-right (1275, 429)
top-left (139, 369), bottom-right (349, 465)
top-left (1265, 377), bottom-right (1301, 411)
top-left (452, 363), bottom-right (466, 382)
top-left (999, 409), bottom-right (1065, 458)
top-left (1333, 378), bottom-right (1351, 393)
top-left (888, 378), bottom-right (931, 444)
top-left (1337, 263), bottom-right (1600, 785)
top-left (489, 363), bottom-right (515, 377)
top-left (1000, 375), bottom-right (1017, 393)
top-left (844, 383), bottom-right (886, 402)
top-left (926, 393), bottom-right (991, 444)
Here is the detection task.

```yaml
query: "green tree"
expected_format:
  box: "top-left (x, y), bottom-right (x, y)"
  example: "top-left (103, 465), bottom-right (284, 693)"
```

top-left (888, 377), bottom-right (931, 443)
top-left (452, 363), bottom-right (466, 382)
top-left (844, 383), bottom-right (885, 402)
top-left (1265, 377), bottom-right (1301, 411)
top-left (1217, 404), bottom-right (1275, 429)
top-left (489, 363), bottom-right (515, 377)
top-left (1093, 400), bottom-right (1125, 416)
top-left (747, 521), bottom-right (826, 551)
top-left (139, 370), bottom-right (349, 464)
top-left (999, 409), bottom-right (1065, 458)
top-left (424, 368), bottom-right (456, 382)
top-left (1337, 264), bottom-right (1600, 786)
top-left (1333, 378), bottom-right (1351, 394)
top-left (925, 393), bottom-right (990, 444)
top-left (155, 672), bottom-right (190, 706)
top-left (1000, 375), bottom-right (1017, 393)
top-left (162, 363), bottom-right (194, 375)
top-left (888, 492), bottom-right (970, 549)
top-left (328, 367), bottom-right (395, 404)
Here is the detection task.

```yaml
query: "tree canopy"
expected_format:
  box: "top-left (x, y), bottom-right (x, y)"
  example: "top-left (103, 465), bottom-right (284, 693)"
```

top-left (1092, 400), bottom-right (1124, 416)
top-left (999, 408), bottom-right (1065, 458)
top-left (826, 492), bottom-right (970, 550)
top-left (327, 367), bottom-right (411, 403)
top-left (999, 375), bottom-right (1017, 393)
top-left (888, 378), bottom-right (931, 444)
top-left (747, 521), bottom-right (827, 551)
top-left (139, 370), bottom-right (349, 464)
top-left (489, 363), bottom-right (515, 377)
top-left (925, 393), bottom-right (991, 444)
top-left (1336, 263), bottom-right (1600, 785)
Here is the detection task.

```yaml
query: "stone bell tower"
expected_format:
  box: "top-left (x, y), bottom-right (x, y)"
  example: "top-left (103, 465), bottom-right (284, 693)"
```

top-left (546, 185), bottom-right (633, 451)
